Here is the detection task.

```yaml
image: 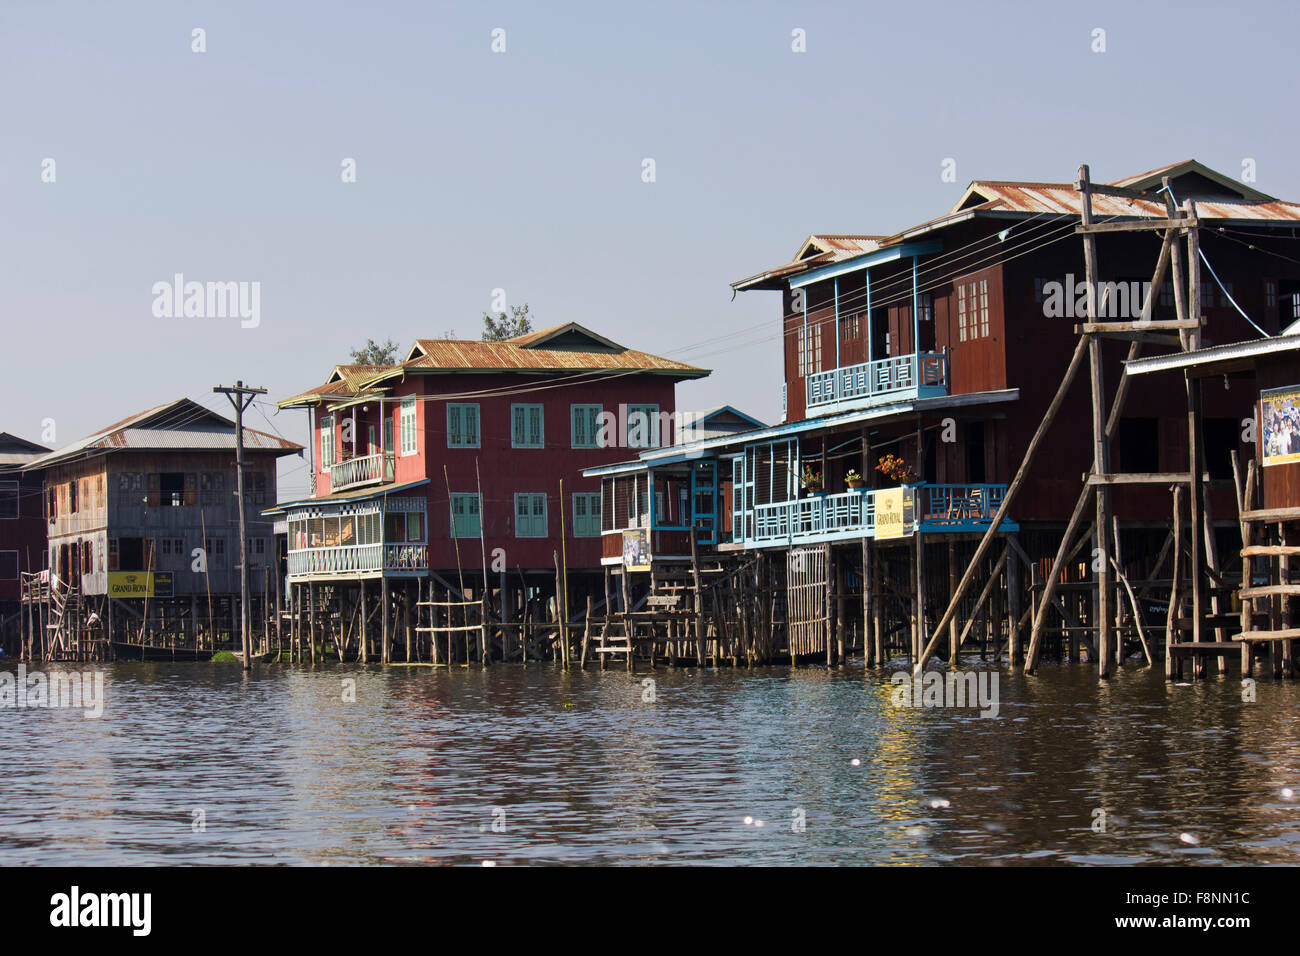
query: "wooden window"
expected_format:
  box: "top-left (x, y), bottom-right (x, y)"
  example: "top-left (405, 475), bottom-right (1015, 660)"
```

top-left (627, 404), bottom-right (661, 449)
top-left (511, 404), bottom-right (544, 448)
top-left (68, 480), bottom-right (78, 513)
top-left (451, 493), bottom-right (482, 538)
top-left (571, 404), bottom-right (601, 448)
top-left (514, 493), bottom-right (547, 538)
top-left (400, 397), bottom-right (418, 455)
top-left (383, 416), bottom-right (394, 456)
top-left (797, 330), bottom-right (805, 377)
top-left (0, 551), bottom-right (17, 580)
top-left (447, 403), bottom-right (479, 449)
top-left (572, 493), bottom-right (601, 537)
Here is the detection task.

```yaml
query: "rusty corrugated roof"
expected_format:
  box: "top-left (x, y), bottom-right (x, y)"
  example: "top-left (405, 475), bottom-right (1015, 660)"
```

top-left (734, 160), bottom-right (1300, 292)
top-left (279, 364), bottom-right (393, 408)
top-left (362, 323), bottom-right (707, 387)
top-left (26, 398), bottom-right (301, 470)
top-left (952, 180), bottom-right (1300, 222)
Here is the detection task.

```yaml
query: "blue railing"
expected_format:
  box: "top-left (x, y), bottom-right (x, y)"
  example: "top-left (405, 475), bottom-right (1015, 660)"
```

top-left (806, 352), bottom-right (948, 410)
top-left (744, 482), bottom-right (1010, 547)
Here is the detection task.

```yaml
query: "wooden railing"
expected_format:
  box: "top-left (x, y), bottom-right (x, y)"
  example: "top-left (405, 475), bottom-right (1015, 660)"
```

top-left (329, 452), bottom-right (394, 492)
top-left (806, 351), bottom-right (947, 409)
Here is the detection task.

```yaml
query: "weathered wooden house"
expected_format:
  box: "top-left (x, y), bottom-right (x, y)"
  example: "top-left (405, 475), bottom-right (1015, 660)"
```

top-left (0, 432), bottom-right (52, 654)
top-left (586, 160), bottom-right (1300, 674)
top-left (270, 323), bottom-right (707, 662)
top-left (20, 398), bottom-right (301, 659)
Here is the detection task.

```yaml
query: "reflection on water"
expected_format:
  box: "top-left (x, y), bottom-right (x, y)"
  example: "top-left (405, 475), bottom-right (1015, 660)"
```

top-left (1, 660), bottom-right (1297, 865)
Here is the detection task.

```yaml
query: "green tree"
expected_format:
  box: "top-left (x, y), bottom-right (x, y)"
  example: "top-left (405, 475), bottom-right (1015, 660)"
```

top-left (481, 303), bottom-right (533, 341)
top-left (348, 337), bottom-right (400, 365)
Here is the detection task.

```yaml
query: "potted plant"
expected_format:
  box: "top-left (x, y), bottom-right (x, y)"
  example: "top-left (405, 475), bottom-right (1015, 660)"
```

top-left (845, 469), bottom-right (865, 490)
top-left (874, 453), bottom-right (917, 486)
top-left (800, 465), bottom-right (823, 494)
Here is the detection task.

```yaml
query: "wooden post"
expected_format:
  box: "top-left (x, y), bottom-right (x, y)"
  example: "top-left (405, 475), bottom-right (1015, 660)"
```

top-left (1166, 486), bottom-right (1183, 680)
top-left (1187, 372), bottom-right (1205, 677)
top-left (553, 551), bottom-right (566, 667)
top-left (690, 533), bottom-right (705, 666)
top-left (914, 536), bottom-right (926, 665)
top-left (481, 594), bottom-right (490, 666)
top-left (359, 581), bottom-right (368, 664)
top-left (947, 540), bottom-right (960, 665)
top-left (825, 543), bottom-right (834, 667)
top-left (862, 537), bottom-right (874, 667)
top-left (381, 575), bottom-right (390, 664)
top-left (1007, 536), bottom-right (1022, 664)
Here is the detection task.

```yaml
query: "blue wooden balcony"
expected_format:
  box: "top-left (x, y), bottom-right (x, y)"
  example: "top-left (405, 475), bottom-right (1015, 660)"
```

top-left (805, 352), bottom-right (948, 412)
top-left (740, 483), bottom-right (1014, 548)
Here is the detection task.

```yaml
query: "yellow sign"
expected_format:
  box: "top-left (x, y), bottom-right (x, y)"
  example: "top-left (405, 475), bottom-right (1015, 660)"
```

top-left (622, 529), bottom-right (651, 571)
top-left (875, 487), bottom-right (914, 540)
top-left (108, 571), bottom-right (173, 598)
top-left (1261, 385), bottom-right (1300, 466)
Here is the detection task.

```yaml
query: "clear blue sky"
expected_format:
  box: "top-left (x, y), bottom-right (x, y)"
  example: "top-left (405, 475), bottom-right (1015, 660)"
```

top-left (5, 0), bottom-right (1298, 497)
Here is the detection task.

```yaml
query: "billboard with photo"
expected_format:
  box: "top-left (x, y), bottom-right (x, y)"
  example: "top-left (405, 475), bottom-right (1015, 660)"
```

top-left (1261, 385), bottom-right (1300, 467)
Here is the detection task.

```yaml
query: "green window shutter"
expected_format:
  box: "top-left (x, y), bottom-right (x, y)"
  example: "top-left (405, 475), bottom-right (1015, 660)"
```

top-left (512, 406), bottom-right (525, 447)
top-left (529, 406), bottom-right (542, 446)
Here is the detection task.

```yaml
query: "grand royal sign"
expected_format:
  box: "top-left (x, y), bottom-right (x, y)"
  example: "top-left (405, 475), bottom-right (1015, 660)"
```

top-left (107, 572), bottom-right (173, 598)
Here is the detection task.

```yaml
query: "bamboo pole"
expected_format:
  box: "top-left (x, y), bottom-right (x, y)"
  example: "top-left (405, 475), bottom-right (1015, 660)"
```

top-left (916, 335), bottom-right (1090, 673)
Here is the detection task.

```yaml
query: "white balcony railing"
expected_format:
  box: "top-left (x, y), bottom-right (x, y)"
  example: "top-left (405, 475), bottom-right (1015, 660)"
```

top-left (329, 452), bottom-right (394, 493)
top-left (806, 352), bottom-right (947, 409)
top-left (286, 541), bottom-right (428, 578)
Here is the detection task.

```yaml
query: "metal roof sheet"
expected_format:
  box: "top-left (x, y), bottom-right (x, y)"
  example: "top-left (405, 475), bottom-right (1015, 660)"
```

top-left (26, 398), bottom-right (301, 470)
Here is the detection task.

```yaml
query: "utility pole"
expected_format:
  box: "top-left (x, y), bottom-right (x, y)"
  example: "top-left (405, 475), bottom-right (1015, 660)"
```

top-left (214, 380), bottom-right (267, 670)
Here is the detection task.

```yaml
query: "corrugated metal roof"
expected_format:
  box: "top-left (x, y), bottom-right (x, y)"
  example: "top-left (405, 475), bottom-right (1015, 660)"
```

top-left (954, 181), bottom-right (1300, 222)
top-left (26, 398), bottom-right (301, 470)
top-left (279, 364), bottom-right (393, 408)
top-left (1125, 335), bottom-right (1300, 376)
top-left (363, 324), bottom-right (706, 387)
top-left (735, 161), bottom-right (1300, 292)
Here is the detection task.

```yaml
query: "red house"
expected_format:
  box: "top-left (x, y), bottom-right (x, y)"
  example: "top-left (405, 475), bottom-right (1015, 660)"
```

top-left (272, 323), bottom-right (707, 652)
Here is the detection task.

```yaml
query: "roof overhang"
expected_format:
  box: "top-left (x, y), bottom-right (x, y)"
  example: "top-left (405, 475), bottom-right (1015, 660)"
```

top-left (788, 240), bottom-right (943, 290)
top-left (1125, 335), bottom-right (1300, 378)
top-left (263, 478), bottom-right (431, 515)
top-left (584, 388), bottom-right (1020, 477)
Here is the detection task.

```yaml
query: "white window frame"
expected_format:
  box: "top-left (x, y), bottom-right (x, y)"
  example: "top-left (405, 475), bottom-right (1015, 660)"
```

top-left (320, 416), bottom-right (335, 468)
top-left (400, 397), bottom-right (417, 456)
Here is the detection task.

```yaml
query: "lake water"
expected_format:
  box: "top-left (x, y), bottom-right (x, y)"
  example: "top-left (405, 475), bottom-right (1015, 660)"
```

top-left (1, 660), bottom-right (1297, 865)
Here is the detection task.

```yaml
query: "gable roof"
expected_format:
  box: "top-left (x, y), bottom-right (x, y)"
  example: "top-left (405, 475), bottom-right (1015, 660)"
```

top-left (0, 432), bottom-right (52, 468)
top-left (1108, 159), bottom-right (1274, 202)
top-left (279, 364), bottom-right (392, 408)
top-left (364, 323), bottom-right (707, 387)
top-left (734, 159), bottom-right (1300, 292)
top-left (26, 398), bottom-right (301, 470)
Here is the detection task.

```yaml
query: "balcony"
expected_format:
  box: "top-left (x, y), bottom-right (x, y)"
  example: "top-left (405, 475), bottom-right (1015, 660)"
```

top-left (741, 483), bottom-right (1013, 548)
top-left (329, 452), bottom-right (394, 493)
top-left (286, 542), bottom-right (428, 577)
top-left (806, 352), bottom-right (948, 412)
